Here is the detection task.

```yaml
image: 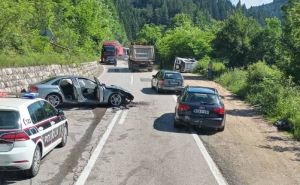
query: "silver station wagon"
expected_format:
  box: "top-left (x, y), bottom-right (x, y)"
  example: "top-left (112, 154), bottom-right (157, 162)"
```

top-left (23, 76), bottom-right (134, 107)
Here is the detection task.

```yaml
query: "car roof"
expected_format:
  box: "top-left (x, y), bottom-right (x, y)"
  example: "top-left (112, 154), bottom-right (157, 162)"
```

top-left (160, 70), bottom-right (181, 74)
top-left (186, 86), bottom-right (218, 94)
top-left (0, 98), bottom-right (41, 110)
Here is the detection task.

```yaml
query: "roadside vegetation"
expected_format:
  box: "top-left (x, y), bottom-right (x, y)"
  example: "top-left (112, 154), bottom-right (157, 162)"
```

top-left (0, 0), bottom-right (127, 67)
top-left (136, 0), bottom-right (300, 139)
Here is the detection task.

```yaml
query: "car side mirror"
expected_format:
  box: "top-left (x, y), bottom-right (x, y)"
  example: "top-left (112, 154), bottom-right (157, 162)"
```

top-left (152, 75), bottom-right (156, 78)
top-left (57, 109), bottom-right (64, 116)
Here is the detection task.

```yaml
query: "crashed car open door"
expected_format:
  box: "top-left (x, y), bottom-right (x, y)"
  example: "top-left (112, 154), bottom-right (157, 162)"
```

top-left (94, 77), bottom-right (105, 103)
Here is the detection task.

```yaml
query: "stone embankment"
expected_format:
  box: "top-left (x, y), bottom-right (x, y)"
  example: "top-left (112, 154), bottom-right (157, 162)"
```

top-left (0, 61), bottom-right (102, 93)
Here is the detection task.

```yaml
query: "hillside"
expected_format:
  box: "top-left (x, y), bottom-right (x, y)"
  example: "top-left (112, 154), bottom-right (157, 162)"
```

top-left (0, 0), bottom-right (127, 67)
top-left (114, 0), bottom-right (235, 39)
top-left (246, 0), bottom-right (288, 24)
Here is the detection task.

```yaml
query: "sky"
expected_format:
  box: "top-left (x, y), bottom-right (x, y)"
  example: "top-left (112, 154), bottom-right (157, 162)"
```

top-left (231, 0), bottom-right (274, 8)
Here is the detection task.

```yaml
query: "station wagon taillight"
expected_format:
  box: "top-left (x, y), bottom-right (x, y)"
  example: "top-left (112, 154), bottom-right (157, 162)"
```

top-left (213, 107), bottom-right (225, 115)
top-left (178, 103), bottom-right (190, 111)
top-left (29, 85), bottom-right (38, 93)
top-left (1, 131), bottom-right (30, 141)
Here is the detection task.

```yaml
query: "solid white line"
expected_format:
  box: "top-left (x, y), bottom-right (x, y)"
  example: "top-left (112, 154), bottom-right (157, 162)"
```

top-left (75, 110), bottom-right (122, 185)
top-left (172, 96), bottom-right (227, 185)
top-left (118, 110), bottom-right (128, 125)
top-left (191, 133), bottom-right (228, 185)
top-left (130, 75), bottom-right (134, 85)
top-left (172, 95), bottom-right (177, 102)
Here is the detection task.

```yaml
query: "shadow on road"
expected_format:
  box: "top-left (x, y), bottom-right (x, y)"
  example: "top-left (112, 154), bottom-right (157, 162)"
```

top-left (60, 103), bottom-right (108, 111)
top-left (107, 67), bottom-right (130, 73)
top-left (182, 74), bottom-right (208, 81)
top-left (226, 108), bottom-right (258, 118)
top-left (141, 87), bottom-right (177, 96)
top-left (153, 113), bottom-right (218, 136)
top-left (0, 172), bottom-right (29, 184)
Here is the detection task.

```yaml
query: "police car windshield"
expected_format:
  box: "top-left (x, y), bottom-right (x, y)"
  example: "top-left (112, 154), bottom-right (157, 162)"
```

top-left (164, 73), bottom-right (182, 80)
top-left (0, 111), bottom-right (20, 129)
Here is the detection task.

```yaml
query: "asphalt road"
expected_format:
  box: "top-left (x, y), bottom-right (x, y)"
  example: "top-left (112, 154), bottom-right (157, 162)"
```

top-left (0, 60), bottom-right (226, 185)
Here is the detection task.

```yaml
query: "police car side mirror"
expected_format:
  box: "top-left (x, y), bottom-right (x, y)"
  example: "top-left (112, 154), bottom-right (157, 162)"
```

top-left (57, 109), bottom-right (64, 116)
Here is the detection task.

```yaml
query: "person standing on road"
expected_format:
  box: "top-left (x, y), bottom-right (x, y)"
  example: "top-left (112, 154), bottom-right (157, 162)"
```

top-left (208, 61), bottom-right (213, 80)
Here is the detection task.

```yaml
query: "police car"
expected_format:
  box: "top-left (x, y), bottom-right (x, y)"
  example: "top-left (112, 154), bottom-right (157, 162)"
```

top-left (0, 93), bottom-right (68, 177)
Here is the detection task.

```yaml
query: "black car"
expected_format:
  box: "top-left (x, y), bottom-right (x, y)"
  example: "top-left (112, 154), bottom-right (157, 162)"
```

top-left (174, 86), bottom-right (225, 131)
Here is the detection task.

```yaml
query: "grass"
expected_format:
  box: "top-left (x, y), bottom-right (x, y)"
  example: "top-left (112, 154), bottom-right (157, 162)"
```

top-left (0, 53), bottom-right (97, 68)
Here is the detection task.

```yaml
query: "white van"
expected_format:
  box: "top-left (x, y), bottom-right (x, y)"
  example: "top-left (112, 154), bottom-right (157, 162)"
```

top-left (173, 57), bottom-right (197, 73)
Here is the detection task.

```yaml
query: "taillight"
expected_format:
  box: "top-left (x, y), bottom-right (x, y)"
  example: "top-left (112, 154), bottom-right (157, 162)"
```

top-left (1, 131), bottom-right (30, 141)
top-left (29, 85), bottom-right (38, 93)
top-left (178, 103), bottom-right (190, 111)
top-left (213, 107), bottom-right (225, 115)
top-left (159, 80), bottom-right (164, 85)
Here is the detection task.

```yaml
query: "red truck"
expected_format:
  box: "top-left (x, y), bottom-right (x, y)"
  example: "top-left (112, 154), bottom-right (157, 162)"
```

top-left (100, 41), bottom-right (124, 65)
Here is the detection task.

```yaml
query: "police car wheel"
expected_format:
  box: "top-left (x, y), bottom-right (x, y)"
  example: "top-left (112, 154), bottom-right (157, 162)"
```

top-left (26, 145), bottom-right (41, 177)
top-left (58, 124), bottom-right (68, 147)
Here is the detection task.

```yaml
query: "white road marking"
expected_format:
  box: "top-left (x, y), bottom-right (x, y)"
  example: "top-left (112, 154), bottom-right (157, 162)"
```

top-left (192, 132), bottom-right (228, 185)
top-left (130, 75), bottom-right (134, 85)
top-left (118, 110), bottom-right (129, 125)
top-left (173, 95), bottom-right (177, 102)
top-left (75, 110), bottom-right (122, 185)
top-left (172, 97), bottom-right (228, 185)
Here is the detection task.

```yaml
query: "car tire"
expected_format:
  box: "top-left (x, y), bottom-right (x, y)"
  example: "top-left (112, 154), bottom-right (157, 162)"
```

top-left (174, 119), bottom-right (183, 129)
top-left (217, 126), bottom-right (225, 132)
top-left (26, 145), bottom-right (41, 178)
top-left (46, 93), bottom-right (62, 108)
top-left (58, 124), bottom-right (68, 148)
top-left (109, 93), bottom-right (124, 107)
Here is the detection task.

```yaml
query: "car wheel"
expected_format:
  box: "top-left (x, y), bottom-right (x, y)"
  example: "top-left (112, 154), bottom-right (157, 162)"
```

top-left (217, 126), bottom-right (225, 132)
top-left (109, 93), bottom-right (123, 107)
top-left (46, 93), bottom-right (62, 107)
top-left (26, 145), bottom-right (41, 178)
top-left (58, 124), bottom-right (68, 147)
top-left (174, 119), bottom-right (183, 128)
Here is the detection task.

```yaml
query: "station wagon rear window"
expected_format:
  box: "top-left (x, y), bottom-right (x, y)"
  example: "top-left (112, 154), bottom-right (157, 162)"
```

top-left (183, 93), bottom-right (220, 105)
top-left (164, 73), bottom-right (182, 80)
top-left (0, 111), bottom-right (20, 129)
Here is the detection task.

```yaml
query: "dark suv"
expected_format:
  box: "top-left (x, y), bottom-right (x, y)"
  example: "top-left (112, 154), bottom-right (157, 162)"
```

top-left (174, 86), bottom-right (225, 131)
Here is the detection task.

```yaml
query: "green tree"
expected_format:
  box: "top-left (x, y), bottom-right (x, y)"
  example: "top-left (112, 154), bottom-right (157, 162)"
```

top-left (212, 11), bottom-right (261, 67)
top-left (282, 0), bottom-right (300, 82)
top-left (137, 24), bottom-right (164, 45)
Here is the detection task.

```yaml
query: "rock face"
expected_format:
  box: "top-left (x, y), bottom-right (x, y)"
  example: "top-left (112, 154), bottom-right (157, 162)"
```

top-left (0, 61), bottom-right (101, 93)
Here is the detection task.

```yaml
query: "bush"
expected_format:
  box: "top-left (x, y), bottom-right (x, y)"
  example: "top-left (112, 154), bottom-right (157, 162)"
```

top-left (216, 68), bottom-right (248, 97)
top-left (193, 55), bottom-right (226, 78)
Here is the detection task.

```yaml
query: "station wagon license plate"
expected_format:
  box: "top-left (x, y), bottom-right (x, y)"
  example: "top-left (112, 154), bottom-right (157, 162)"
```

top-left (193, 109), bottom-right (209, 114)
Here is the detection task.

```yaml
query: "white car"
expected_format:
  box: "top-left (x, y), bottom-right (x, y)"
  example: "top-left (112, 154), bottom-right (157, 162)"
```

top-left (0, 95), bottom-right (68, 177)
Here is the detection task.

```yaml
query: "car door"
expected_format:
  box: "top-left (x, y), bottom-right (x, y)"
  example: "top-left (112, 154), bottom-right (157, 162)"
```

top-left (28, 101), bottom-right (53, 155)
top-left (94, 77), bottom-right (105, 103)
top-left (152, 71), bottom-right (160, 88)
top-left (73, 78), bottom-right (86, 103)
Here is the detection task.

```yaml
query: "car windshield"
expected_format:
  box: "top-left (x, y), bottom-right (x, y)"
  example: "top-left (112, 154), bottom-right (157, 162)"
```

top-left (183, 93), bottom-right (220, 105)
top-left (103, 46), bottom-right (115, 53)
top-left (0, 111), bottom-right (20, 129)
top-left (164, 73), bottom-right (182, 80)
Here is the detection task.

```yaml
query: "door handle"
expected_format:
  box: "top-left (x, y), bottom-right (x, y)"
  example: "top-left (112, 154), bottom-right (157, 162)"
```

top-left (38, 127), bottom-right (44, 131)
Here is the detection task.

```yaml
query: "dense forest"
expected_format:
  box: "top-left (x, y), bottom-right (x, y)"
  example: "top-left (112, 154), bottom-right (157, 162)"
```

top-left (246, 0), bottom-right (288, 24)
top-left (136, 0), bottom-right (300, 139)
top-left (114, 0), bottom-right (235, 40)
top-left (0, 0), bottom-right (127, 67)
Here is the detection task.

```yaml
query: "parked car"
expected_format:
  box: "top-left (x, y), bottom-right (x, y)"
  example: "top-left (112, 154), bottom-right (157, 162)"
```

top-left (174, 86), bottom-right (225, 131)
top-left (0, 94), bottom-right (68, 177)
top-left (151, 70), bottom-right (184, 93)
top-left (24, 76), bottom-right (134, 107)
